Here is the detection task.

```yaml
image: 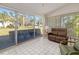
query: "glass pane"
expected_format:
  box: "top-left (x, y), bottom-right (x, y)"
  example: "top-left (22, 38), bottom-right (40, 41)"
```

top-left (34, 16), bottom-right (43, 35)
top-left (61, 14), bottom-right (79, 38)
top-left (0, 7), bottom-right (16, 49)
top-left (73, 15), bottom-right (79, 38)
top-left (17, 15), bottom-right (35, 43)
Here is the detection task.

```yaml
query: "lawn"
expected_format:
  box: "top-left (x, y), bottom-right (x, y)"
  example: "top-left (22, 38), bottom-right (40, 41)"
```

top-left (0, 26), bottom-right (34, 36)
top-left (0, 26), bottom-right (43, 36)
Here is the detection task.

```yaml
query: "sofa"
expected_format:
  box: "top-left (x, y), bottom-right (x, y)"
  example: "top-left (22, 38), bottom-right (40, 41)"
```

top-left (59, 40), bottom-right (79, 55)
top-left (48, 28), bottom-right (68, 45)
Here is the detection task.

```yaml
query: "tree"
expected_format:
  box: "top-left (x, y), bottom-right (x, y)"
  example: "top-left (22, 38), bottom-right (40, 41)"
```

top-left (65, 15), bottom-right (79, 37)
top-left (9, 11), bottom-right (16, 22)
top-left (73, 15), bottom-right (79, 37)
top-left (0, 11), bottom-right (14, 22)
top-left (18, 15), bottom-right (25, 26)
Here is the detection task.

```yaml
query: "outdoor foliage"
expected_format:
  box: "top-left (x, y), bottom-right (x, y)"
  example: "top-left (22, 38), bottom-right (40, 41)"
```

top-left (65, 15), bottom-right (79, 37)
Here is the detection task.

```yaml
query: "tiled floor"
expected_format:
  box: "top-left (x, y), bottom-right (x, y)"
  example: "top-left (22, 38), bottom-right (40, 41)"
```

top-left (0, 37), bottom-right (60, 55)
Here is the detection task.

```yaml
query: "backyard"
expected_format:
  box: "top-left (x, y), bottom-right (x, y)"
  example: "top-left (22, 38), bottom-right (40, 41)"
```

top-left (0, 25), bottom-right (43, 36)
top-left (0, 26), bottom-right (33, 36)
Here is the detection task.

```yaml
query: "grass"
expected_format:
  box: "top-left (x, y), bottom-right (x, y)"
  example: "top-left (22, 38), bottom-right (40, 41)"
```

top-left (0, 26), bottom-right (43, 36)
top-left (0, 26), bottom-right (34, 36)
top-left (0, 28), bottom-right (14, 36)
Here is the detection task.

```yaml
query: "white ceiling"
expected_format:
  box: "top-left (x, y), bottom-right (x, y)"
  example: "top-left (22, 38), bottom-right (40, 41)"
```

top-left (48, 3), bottom-right (79, 17)
top-left (0, 3), bottom-right (66, 15)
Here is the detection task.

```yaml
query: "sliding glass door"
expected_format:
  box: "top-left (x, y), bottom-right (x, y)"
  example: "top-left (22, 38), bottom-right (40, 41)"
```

top-left (0, 7), bottom-right (16, 49)
top-left (16, 15), bottom-right (42, 43)
top-left (61, 14), bottom-right (79, 39)
top-left (16, 15), bottom-right (35, 43)
top-left (34, 16), bottom-right (43, 36)
top-left (0, 7), bottom-right (42, 49)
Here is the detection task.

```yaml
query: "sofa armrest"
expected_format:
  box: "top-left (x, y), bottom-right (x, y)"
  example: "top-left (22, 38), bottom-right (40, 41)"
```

top-left (60, 40), bottom-right (68, 44)
top-left (60, 40), bottom-right (77, 44)
top-left (59, 44), bottom-right (79, 55)
top-left (68, 41), bottom-right (76, 43)
top-left (60, 40), bottom-right (77, 45)
top-left (59, 44), bottom-right (69, 55)
top-left (68, 51), bottom-right (79, 55)
top-left (48, 32), bottom-right (54, 35)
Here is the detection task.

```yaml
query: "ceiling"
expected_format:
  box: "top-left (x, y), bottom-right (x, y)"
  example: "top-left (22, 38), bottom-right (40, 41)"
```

top-left (0, 3), bottom-right (67, 16)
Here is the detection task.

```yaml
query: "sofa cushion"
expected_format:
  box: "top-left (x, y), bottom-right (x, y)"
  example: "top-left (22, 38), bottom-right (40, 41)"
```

top-left (59, 44), bottom-right (76, 55)
top-left (57, 31), bottom-right (67, 37)
top-left (51, 28), bottom-right (67, 37)
top-left (51, 31), bottom-right (58, 35)
top-left (66, 46), bottom-right (76, 52)
top-left (48, 35), bottom-right (56, 40)
top-left (59, 44), bottom-right (69, 55)
top-left (74, 41), bottom-right (79, 51)
top-left (55, 36), bottom-right (67, 40)
top-left (48, 33), bottom-right (54, 35)
top-left (68, 51), bottom-right (79, 55)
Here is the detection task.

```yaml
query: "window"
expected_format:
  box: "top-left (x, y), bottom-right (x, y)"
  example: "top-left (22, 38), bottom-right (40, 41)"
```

top-left (0, 7), bottom-right (16, 49)
top-left (0, 7), bottom-right (16, 36)
top-left (0, 7), bottom-right (43, 49)
top-left (61, 14), bottom-right (79, 38)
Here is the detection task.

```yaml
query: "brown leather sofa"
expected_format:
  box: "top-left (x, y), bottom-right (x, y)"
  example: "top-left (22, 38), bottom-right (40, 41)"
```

top-left (48, 28), bottom-right (68, 45)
